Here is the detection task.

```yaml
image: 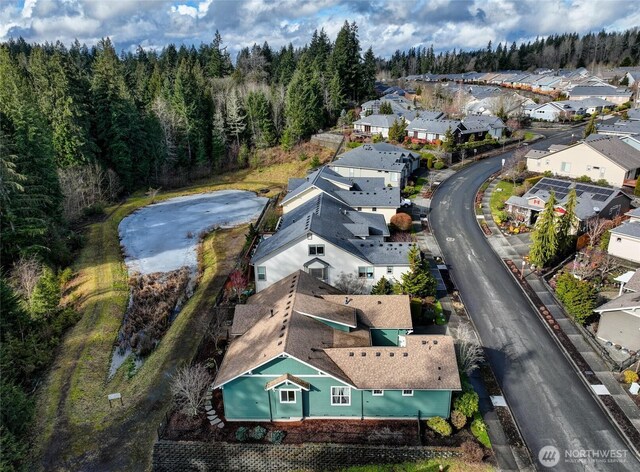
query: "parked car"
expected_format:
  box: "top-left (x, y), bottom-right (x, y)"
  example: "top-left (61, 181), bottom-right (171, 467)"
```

top-left (401, 198), bottom-right (412, 207)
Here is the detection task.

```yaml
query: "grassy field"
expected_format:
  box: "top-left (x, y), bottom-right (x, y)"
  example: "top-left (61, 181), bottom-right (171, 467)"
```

top-left (489, 180), bottom-right (514, 221)
top-left (31, 154), bottom-right (327, 471)
top-left (340, 458), bottom-right (495, 472)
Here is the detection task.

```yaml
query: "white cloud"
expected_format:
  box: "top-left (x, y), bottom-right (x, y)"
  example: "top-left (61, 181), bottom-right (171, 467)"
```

top-left (0, 0), bottom-right (636, 59)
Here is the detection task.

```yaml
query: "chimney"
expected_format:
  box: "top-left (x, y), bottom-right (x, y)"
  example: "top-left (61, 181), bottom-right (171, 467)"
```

top-left (270, 309), bottom-right (274, 317)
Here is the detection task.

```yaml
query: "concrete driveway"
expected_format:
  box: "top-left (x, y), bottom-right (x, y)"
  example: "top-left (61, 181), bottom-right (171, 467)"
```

top-left (429, 128), bottom-right (640, 472)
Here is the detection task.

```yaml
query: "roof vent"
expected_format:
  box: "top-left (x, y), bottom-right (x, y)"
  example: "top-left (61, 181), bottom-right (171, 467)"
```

top-left (433, 340), bottom-right (438, 345)
top-left (270, 309), bottom-right (274, 317)
top-left (438, 376), bottom-right (441, 381)
top-left (375, 352), bottom-right (381, 357)
top-left (421, 340), bottom-right (427, 345)
top-left (349, 352), bottom-right (354, 357)
top-left (361, 352), bottom-right (366, 357)
top-left (389, 352), bottom-right (395, 357)
top-left (377, 300), bottom-right (382, 305)
top-left (438, 366), bottom-right (442, 370)
top-left (403, 353), bottom-right (408, 357)
top-left (344, 296), bottom-right (350, 305)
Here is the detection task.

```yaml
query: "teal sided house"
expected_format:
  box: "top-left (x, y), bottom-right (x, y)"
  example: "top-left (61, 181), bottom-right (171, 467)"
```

top-left (212, 270), bottom-right (461, 421)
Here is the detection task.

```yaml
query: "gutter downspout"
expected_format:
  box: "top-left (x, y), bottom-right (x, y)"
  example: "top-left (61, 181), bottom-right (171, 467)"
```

top-left (267, 390), bottom-right (273, 422)
top-left (361, 390), bottom-right (364, 420)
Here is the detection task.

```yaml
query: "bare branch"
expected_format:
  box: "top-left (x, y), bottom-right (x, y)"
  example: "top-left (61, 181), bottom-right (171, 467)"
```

top-left (170, 364), bottom-right (212, 417)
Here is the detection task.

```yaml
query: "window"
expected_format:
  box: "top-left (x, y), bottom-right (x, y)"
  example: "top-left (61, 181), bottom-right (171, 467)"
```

top-left (257, 266), bottom-right (267, 281)
top-left (391, 172), bottom-right (398, 182)
top-left (308, 244), bottom-right (325, 256)
top-left (358, 266), bottom-right (374, 279)
top-left (600, 167), bottom-right (606, 177)
top-left (587, 165), bottom-right (592, 171)
top-left (386, 266), bottom-right (393, 274)
top-left (372, 207), bottom-right (377, 212)
top-left (402, 389), bottom-right (414, 396)
top-left (331, 386), bottom-right (351, 405)
top-left (279, 390), bottom-right (296, 403)
top-left (309, 267), bottom-right (327, 280)
top-left (372, 389), bottom-right (384, 396)
top-left (560, 162), bottom-right (571, 172)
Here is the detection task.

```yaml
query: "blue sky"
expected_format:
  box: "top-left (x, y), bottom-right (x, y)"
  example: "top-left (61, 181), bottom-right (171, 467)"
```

top-left (2, 1), bottom-right (638, 58)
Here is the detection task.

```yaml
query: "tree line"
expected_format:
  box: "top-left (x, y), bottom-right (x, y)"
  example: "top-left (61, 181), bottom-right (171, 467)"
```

top-left (380, 28), bottom-right (640, 78)
top-left (0, 22), bottom-right (376, 470)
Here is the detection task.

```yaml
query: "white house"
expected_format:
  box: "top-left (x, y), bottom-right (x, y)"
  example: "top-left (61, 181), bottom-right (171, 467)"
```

top-left (567, 85), bottom-right (631, 105)
top-left (252, 194), bottom-right (412, 292)
top-left (282, 166), bottom-right (401, 224)
top-left (607, 207), bottom-right (640, 264)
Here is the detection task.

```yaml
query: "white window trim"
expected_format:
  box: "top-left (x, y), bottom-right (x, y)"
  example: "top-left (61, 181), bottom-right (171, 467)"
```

top-left (372, 389), bottom-right (384, 396)
top-left (279, 390), bottom-right (296, 404)
top-left (308, 244), bottom-right (325, 256)
top-left (257, 266), bottom-right (267, 281)
top-left (402, 389), bottom-right (414, 396)
top-left (331, 386), bottom-right (351, 406)
top-left (386, 266), bottom-right (393, 274)
top-left (358, 266), bottom-right (375, 279)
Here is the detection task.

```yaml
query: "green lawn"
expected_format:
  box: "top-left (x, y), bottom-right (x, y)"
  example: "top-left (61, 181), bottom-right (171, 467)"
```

top-left (523, 131), bottom-right (535, 141)
top-left (489, 181), bottom-right (514, 222)
top-left (340, 458), bottom-right (495, 472)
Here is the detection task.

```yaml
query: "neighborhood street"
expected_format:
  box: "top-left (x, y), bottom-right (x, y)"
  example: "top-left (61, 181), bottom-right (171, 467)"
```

top-left (429, 127), bottom-right (640, 472)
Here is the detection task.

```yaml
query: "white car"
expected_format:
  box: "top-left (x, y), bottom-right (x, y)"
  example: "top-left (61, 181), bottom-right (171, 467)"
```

top-left (401, 198), bottom-right (412, 207)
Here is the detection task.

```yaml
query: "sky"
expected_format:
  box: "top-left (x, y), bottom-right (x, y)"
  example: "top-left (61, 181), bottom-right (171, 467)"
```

top-left (1, 0), bottom-right (639, 59)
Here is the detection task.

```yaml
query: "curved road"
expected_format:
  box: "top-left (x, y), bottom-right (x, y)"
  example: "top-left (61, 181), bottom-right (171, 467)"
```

top-left (429, 129), bottom-right (639, 471)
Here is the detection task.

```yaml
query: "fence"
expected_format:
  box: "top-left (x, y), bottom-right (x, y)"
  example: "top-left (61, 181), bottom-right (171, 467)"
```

top-left (152, 440), bottom-right (462, 471)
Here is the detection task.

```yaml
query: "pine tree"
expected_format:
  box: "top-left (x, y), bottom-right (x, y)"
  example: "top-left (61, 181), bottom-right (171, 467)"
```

top-left (584, 113), bottom-right (597, 138)
top-left (529, 191), bottom-right (559, 268)
top-left (388, 118), bottom-right (407, 143)
top-left (379, 102), bottom-right (393, 114)
top-left (371, 276), bottom-right (393, 295)
top-left (226, 89), bottom-right (247, 149)
top-left (394, 246), bottom-right (436, 298)
top-left (360, 47), bottom-right (377, 100)
top-left (557, 189), bottom-right (577, 254)
top-left (443, 127), bottom-right (456, 151)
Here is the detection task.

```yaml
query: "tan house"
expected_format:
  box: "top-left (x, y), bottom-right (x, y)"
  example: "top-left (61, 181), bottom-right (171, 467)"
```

top-left (607, 207), bottom-right (640, 263)
top-left (526, 134), bottom-right (640, 187)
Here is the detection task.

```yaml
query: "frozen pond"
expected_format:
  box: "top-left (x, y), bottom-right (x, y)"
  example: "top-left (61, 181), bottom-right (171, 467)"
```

top-left (119, 190), bottom-right (268, 275)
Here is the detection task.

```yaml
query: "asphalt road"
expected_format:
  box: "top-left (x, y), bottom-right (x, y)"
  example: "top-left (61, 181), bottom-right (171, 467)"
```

top-left (429, 128), bottom-right (640, 471)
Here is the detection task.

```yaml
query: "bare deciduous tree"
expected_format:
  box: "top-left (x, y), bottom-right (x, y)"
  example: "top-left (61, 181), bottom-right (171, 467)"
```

top-left (170, 364), bottom-right (212, 417)
top-left (9, 255), bottom-right (43, 300)
top-left (453, 324), bottom-right (484, 375)
top-left (585, 217), bottom-right (609, 248)
top-left (334, 272), bottom-right (368, 295)
top-left (58, 163), bottom-right (121, 221)
top-left (199, 307), bottom-right (231, 354)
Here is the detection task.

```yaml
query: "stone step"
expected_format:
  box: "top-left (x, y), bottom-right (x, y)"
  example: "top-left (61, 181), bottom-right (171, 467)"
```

top-left (211, 418), bottom-right (222, 426)
top-left (216, 422), bottom-right (225, 429)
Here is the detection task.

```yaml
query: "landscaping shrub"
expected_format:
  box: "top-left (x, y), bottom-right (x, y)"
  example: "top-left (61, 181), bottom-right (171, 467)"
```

top-left (268, 430), bottom-right (286, 444)
top-left (494, 210), bottom-right (509, 225)
top-left (433, 160), bottom-right (445, 170)
top-left (462, 440), bottom-right (484, 463)
top-left (426, 416), bottom-right (452, 437)
top-left (554, 272), bottom-right (597, 325)
top-left (251, 425), bottom-right (267, 440)
top-left (454, 391), bottom-right (479, 417)
top-left (310, 156), bottom-right (321, 168)
top-left (372, 133), bottom-right (384, 143)
top-left (450, 409), bottom-right (467, 429)
top-left (410, 298), bottom-right (423, 320)
top-left (576, 175), bottom-right (593, 183)
top-left (403, 185), bottom-right (416, 196)
top-left (235, 426), bottom-right (249, 442)
top-left (471, 416), bottom-right (491, 448)
top-left (622, 370), bottom-right (639, 384)
top-left (390, 213), bottom-right (413, 232)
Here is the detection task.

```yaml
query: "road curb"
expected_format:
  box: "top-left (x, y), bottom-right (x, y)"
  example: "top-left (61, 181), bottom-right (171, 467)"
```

top-left (475, 179), bottom-right (640, 464)
top-left (499, 260), bottom-right (640, 464)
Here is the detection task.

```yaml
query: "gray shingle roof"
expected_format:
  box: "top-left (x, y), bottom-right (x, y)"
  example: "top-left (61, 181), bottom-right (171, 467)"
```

top-left (610, 221), bottom-right (640, 239)
top-left (283, 166), bottom-right (401, 209)
top-left (628, 109), bottom-right (640, 121)
top-left (569, 86), bottom-right (631, 98)
top-left (253, 194), bottom-right (406, 264)
top-left (407, 118), bottom-right (461, 134)
top-left (585, 134), bottom-right (640, 170)
top-left (626, 207), bottom-right (640, 218)
top-left (594, 291), bottom-right (640, 312)
top-left (331, 143), bottom-right (418, 173)
top-left (354, 114), bottom-right (398, 128)
top-left (597, 121), bottom-right (640, 137)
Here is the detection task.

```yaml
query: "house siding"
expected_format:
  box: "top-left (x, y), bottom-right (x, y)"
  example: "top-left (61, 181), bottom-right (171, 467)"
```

top-left (222, 358), bottom-right (453, 421)
top-left (607, 232), bottom-right (640, 263)
top-left (526, 144), bottom-right (628, 186)
top-left (596, 310), bottom-right (640, 350)
top-left (254, 234), bottom-right (410, 292)
top-left (371, 328), bottom-right (409, 346)
top-left (282, 188), bottom-right (325, 214)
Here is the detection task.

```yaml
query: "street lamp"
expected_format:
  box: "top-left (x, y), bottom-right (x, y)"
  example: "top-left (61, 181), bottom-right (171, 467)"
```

top-left (474, 148), bottom-right (478, 161)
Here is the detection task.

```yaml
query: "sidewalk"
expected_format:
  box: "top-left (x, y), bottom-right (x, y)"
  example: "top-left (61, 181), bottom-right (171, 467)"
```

top-left (480, 179), bottom-right (640, 448)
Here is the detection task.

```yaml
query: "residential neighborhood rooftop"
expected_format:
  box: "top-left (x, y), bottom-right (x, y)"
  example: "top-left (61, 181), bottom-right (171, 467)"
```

top-left (331, 143), bottom-right (419, 172)
top-left (584, 134), bottom-right (640, 170)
